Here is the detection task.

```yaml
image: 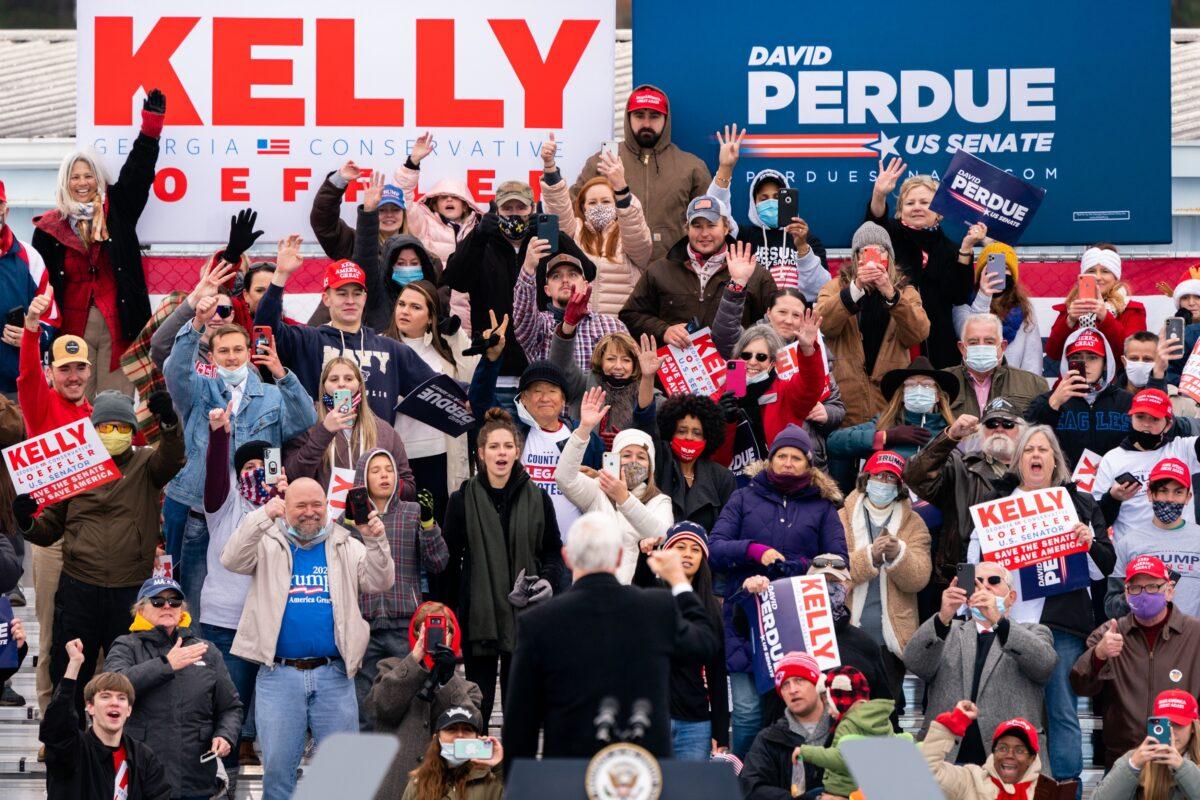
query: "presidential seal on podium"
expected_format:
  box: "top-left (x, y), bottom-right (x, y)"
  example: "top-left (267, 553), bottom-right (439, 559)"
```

top-left (584, 742), bottom-right (664, 800)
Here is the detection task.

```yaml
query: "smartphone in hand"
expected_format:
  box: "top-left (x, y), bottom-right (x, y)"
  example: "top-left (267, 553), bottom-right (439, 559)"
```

top-left (346, 486), bottom-right (371, 524)
top-left (725, 360), bottom-right (748, 398)
top-left (602, 451), bottom-right (620, 478)
top-left (778, 188), bottom-right (799, 224)
top-left (264, 448), bottom-right (281, 485)
top-left (536, 214), bottom-right (559, 254)
top-left (956, 563), bottom-right (976, 592)
top-left (984, 252), bottom-right (1008, 292)
top-left (1166, 316), bottom-right (1186, 346)
top-left (1078, 274), bottom-right (1100, 301)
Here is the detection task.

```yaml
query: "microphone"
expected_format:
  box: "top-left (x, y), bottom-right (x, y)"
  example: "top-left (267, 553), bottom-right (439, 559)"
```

top-left (627, 698), bottom-right (652, 742)
top-left (594, 696), bottom-right (620, 743)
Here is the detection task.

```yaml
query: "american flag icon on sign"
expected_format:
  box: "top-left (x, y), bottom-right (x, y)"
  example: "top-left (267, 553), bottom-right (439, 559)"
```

top-left (257, 138), bottom-right (290, 155)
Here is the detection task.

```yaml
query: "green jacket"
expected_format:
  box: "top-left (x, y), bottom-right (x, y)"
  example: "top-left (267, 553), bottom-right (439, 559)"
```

top-left (798, 698), bottom-right (908, 797)
top-left (947, 362), bottom-right (1048, 420)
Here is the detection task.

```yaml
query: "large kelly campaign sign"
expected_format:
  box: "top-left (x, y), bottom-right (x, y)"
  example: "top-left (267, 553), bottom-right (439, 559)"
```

top-left (76, 0), bottom-right (616, 243)
top-left (633, 0), bottom-right (1170, 246)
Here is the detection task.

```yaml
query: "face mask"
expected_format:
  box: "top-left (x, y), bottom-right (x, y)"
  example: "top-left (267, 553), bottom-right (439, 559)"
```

top-left (98, 430), bottom-right (133, 456)
top-left (755, 199), bottom-right (779, 228)
top-left (584, 204), bottom-right (617, 232)
top-left (497, 214), bottom-right (530, 239)
top-left (1153, 500), bottom-right (1186, 525)
top-left (969, 595), bottom-right (1007, 625)
top-left (217, 362), bottom-right (248, 386)
top-left (671, 436), bottom-right (705, 463)
top-left (747, 368), bottom-right (773, 385)
top-left (1125, 360), bottom-right (1154, 388)
top-left (439, 742), bottom-right (470, 768)
top-left (1128, 590), bottom-right (1168, 622)
top-left (239, 467), bottom-right (270, 506)
top-left (283, 519), bottom-right (329, 544)
top-left (827, 582), bottom-right (849, 623)
top-left (321, 391), bottom-right (363, 411)
top-left (964, 345), bottom-right (1000, 374)
top-left (903, 385), bottom-right (937, 414)
top-left (623, 462), bottom-right (649, 491)
top-left (1131, 428), bottom-right (1166, 451)
top-left (604, 374), bottom-right (635, 388)
top-left (391, 265), bottom-right (423, 287)
top-left (514, 398), bottom-right (539, 428)
top-left (865, 478), bottom-right (899, 507)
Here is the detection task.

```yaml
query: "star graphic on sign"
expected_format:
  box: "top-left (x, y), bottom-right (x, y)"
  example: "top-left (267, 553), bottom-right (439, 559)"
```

top-left (870, 131), bottom-right (900, 160)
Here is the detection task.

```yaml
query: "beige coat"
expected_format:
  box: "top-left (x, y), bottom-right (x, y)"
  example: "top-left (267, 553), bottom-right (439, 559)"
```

top-left (220, 506), bottom-right (395, 677)
top-left (921, 717), bottom-right (1043, 800)
top-left (541, 174), bottom-right (653, 316)
top-left (815, 278), bottom-right (930, 426)
top-left (841, 490), bottom-right (931, 657)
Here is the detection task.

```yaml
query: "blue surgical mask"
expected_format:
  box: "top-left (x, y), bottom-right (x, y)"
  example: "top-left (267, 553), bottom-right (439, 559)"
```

top-left (865, 479), bottom-right (898, 507)
top-left (755, 199), bottom-right (779, 228)
top-left (217, 363), bottom-right (248, 386)
top-left (439, 742), bottom-right (469, 767)
top-left (391, 265), bottom-right (423, 287)
top-left (903, 385), bottom-right (937, 414)
top-left (970, 595), bottom-right (1007, 625)
top-left (964, 345), bottom-right (999, 374)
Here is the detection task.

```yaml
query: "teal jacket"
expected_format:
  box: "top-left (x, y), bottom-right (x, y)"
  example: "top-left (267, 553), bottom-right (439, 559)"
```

top-left (826, 410), bottom-right (949, 461)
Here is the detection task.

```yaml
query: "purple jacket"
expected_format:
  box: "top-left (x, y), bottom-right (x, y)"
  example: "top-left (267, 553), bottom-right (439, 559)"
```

top-left (709, 471), bottom-right (848, 674)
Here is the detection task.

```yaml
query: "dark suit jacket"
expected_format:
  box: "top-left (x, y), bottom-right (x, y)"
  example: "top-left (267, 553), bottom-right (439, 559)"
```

top-left (502, 572), bottom-right (719, 764)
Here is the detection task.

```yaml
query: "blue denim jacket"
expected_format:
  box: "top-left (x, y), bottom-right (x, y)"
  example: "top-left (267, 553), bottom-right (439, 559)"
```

top-left (163, 323), bottom-right (317, 508)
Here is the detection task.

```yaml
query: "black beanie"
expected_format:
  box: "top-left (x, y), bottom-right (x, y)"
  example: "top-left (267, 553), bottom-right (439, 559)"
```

top-left (234, 440), bottom-right (271, 472)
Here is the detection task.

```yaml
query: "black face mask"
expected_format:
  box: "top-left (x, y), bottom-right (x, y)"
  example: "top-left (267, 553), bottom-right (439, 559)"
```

top-left (604, 374), bottom-right (635, 388)
top-left (1131, 428), bottom-right (1166, 451)
top-left (497, 214), bottom-right (530, 239)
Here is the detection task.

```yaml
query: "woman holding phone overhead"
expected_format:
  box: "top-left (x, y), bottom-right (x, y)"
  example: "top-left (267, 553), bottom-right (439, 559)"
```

top-left (1044, 244), bottom-right (1147, 361)
top-left (282, 356), bottom-right (416, 500)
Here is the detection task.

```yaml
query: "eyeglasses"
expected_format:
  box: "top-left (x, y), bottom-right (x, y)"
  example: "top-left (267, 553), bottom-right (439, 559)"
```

top-left (1127, 582), bottom-right (1168, 596)
top-left (984, 419), bottom-right (1018, 430)
top-left (739, 352), bottom-right (771, 363)
top-left (95, 422), bottom-right (133, 435)
top-left (993, 744), bottom-right (1031, 758)
top-left (976, 575), bottom-right (1005, 587)
top-left (214, 304), bottom-right (233, 318)
top-left (812, 556), bottom-right (847, 570)
top-left (148, 596), bottom-right (183, 608)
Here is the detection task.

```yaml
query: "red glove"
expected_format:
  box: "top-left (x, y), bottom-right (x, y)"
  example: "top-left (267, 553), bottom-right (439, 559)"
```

top-left (934, 707), bottom-right (973, 738)
top-left (563, 286), bottom-right (592, 327)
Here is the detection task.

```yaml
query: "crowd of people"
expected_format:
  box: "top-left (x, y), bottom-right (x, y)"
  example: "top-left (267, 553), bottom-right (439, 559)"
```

top-left (0, 81), bottom-right (1198, 800)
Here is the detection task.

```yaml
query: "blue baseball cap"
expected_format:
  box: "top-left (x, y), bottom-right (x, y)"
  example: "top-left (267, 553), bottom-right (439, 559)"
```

top-left (686, 194), bottom-right (725, 224)
top-left (379, 185), bottom-right (405, 210)
top-left (137, 576), bottom-right (184, 602)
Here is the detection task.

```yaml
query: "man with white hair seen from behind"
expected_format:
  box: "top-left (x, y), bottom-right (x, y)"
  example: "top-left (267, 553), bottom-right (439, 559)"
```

top-left (502, 512), bottom-right (719, 765)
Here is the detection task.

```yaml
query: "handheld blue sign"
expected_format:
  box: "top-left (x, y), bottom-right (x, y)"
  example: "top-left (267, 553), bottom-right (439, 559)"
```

top-left (395, 374), bottom-right (475, 438)
top-left (929, 151), bottom-right (1046, 244)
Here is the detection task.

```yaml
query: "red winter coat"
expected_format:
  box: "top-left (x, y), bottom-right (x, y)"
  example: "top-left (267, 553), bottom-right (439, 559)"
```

top-left (1044, 299), bottom-right (1147, 361)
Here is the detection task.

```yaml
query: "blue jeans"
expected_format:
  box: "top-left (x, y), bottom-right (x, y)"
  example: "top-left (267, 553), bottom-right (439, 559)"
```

top-left (671, 718), bottom-right (712, 761)
top-left (162, 495), bottom-right (189, 574)
top-left (729, 671), bottom-right (762, 759)
top-left (201, 624), bottom-right (257, 745)
top-left (180, 513), bottom-right (209, 621)
top-left (255, 660), bottom-right (359, 800)
top-left (1046, 629), bottom-right (1085, 787)
top-left (356, 627), bottom-right (411, 731)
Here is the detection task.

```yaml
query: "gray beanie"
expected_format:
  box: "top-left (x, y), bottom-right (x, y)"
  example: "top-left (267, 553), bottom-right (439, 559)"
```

top-left (91, 390), bottom-right (138, 428)
top-left (850, 221), bottom-right (895, 266)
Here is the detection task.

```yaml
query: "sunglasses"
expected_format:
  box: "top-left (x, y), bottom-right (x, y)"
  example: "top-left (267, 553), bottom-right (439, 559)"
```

top-left (148, 596), bottom-right (183, 608)
top-left (976, 575), bottom-right (1005, 587)
top-left (739, 352), bottom-right (771, 363)
top-left (95, 422), bottom-right (133, 435)
top-left (984, 419), bottom-right (1018, 430)
top-left (214, 304), bottom-right (233, 318)
top-left (812, 556), bottom-right (847, 570)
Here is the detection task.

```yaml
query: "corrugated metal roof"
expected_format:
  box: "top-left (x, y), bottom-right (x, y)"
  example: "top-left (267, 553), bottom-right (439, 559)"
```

top-left (3, 28), bottom-right (1199, 142)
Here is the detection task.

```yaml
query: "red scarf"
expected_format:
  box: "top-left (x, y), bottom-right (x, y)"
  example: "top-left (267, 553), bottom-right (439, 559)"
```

top-left (989, 776), bottom-right (1032, 800)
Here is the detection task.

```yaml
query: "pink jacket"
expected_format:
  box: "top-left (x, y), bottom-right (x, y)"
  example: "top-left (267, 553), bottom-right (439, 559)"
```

top-left (393, 164), bottom-right (487, 332)
top-left (540, 176), bottom-right (653, 317)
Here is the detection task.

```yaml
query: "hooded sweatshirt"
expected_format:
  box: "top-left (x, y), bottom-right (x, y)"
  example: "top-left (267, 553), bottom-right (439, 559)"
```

top-left (571, 84), bottom-right (713, 262)
top-left (254, 281), bottom-right (437, 421)
top-left (797, 698), bottom-right (905, 798)
top-left (349, 448), bottom-right (449, 629)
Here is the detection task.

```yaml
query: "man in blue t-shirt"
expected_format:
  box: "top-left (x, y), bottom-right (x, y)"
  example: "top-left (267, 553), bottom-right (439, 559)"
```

top-left (221, 477), bottom-right (394, 800)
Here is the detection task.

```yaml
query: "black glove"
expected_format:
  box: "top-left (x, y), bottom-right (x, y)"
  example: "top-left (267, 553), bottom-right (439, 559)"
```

top-left (478, 214), bottom-right (500, 236)
top-left (717, 392), bottom-right (741, 423)
top-left (765, 559), bottom-right (791, 581)
top-left (431, 644), bottom-right (456, 685)
top-left (884, 424), bottom-right (933, 447)
top-left (462, 332), bottom-right (500, 358)
top-left (223, 208), bottom-right (265, 263)
top-left (143, 88), bottom-right (166, 114)
top-left (417, 489), bottom-right (435, 525)
top-left (147, 390), bottom-right (178, 426)
top-left (12, 494), bottom-right (37, 531)
top-left (438, 315), bottom-right (462, 337)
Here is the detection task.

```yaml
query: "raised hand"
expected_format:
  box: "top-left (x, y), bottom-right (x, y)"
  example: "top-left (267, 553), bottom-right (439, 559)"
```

top-left (596, 150), bottom-right (627, 191)
top-left (725, 241), bottom-right (756, 285)
top-left (192, 296), bottom-right (219, 330)
top-left (521, 237), bottom-right (552, 275)
top-left (939, 577), bottom-right (969, 625)
top-left (540, 132), bottom-right (558, 169)
top-left (417, 489), bottom-right (436, 525)
top-left (337, 160), bottom-right (362, 182)
top-left (24, 287), bottom-right (52, 333)
top-left (322, 407), bottom-right (354, 433)
top-left (962, 222), bottom-right (988, 251)
top-left (224, 208), bottom-right (265, 263)
top-left (563, 286), bottom-right (592, 330)
top-left (637, 334), bottom-right (662, 377)
top-left (648, 548), bottom-right (687, 587)
top-left (143, 88), bottom-right (166, 114)
top-left (578, 386), bottom-right (610, 433)
top-left (1095, 619), bottom-right (1124, 661)
top-left (795, 307), bottom-right (822, 355)
top-left (411, 132), bottom-right (435, 164)
top-left (263, 495), bottom-right (286, 520)
top-left (785, 216), bottom-right (810, 249)
top-left (873, 157), bottom-right (907, 198)
top-left (484, 309), bottom-right (509, 362)
top-left (954, 700), bottom-right (979, 721)
top-left (978, 266), bottom-right (1005, 297)
top-left (357, 508), bottom-right (386, 539)
top-left (947, 414), bottom-right (980, 442)
top-left (362, 171), bottom-right (385, 213)
top-left (208, 404), bottom-right (232, 432)
top-left (598, 468), bottom-right (630, 504)
top-left (188, 259), bottom-right (238, 308)
top-left (1048, 372), bottom-right (1089, 410)
top-left (716, 123), bottom-right (746, 169)
top-left (250, 335), bottom-right (286, 379)
top-left (275, 235), bottom-right (304, 282)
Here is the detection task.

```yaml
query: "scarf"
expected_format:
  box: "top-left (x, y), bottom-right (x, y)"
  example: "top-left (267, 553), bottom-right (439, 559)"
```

top-left (1001, 306), bottom-right (1024, 344)
top-left (686, 245), bottom-right (727, 294)
top-left (463, 472), bottom-right (545, 653)
top-left (1078, 285), bottom-right (1128, 329)
top-left (598, 376), bottom-right (638, 446)
top-left (765, 469), bottom-right (811, 496)
top-left (67, 196), bottom-right (109, 248)
top-left (988, 776), bottom-right (1033, 800)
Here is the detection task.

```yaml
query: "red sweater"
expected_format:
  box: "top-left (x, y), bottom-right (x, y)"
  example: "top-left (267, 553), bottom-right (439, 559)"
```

top-left (1044, 300), bottom-right (1147, 361)
top-left (16, 326), bottom-right (92, 436)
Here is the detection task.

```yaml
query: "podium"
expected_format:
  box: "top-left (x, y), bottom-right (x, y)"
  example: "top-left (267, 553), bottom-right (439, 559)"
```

top-left (504, 758), bottom-right (742, 799)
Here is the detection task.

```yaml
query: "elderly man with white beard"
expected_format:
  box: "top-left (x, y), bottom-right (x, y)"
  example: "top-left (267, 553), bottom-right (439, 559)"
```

top-left (902, 398), bottom-right (1027, 605)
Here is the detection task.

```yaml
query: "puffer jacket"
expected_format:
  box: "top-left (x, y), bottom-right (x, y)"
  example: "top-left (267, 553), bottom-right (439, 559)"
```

top-left (541, 170), bottom-right (653, 315)
top-left (554, 433), bottom-right (673, 584)
top-left (571, 84), bottom-right (712, 262)
top-left (921, 712), bottom-right (1044, 800)
top-left (393, 166), bottom-right (486, 332)
top-left (815, 276), bottom-right (930, 427)
top-left (220, 506), bottom-right (395, 676)
top-left (709, 469), bottom-right (848, 673)
top-left (367, 607), bottom-right (483, 799)
top-left (105, 615), bottom-right (243, 798)
top-left (842, 491), bottom-right (932, 657)
top-left (1093, 752), bottom-right (1200, 800)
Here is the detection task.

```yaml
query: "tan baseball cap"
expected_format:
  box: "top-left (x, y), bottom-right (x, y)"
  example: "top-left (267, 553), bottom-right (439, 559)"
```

top-left (50, 335), bottom-right (90, 368)
top-left (494, 180), bottom-right (533, 208)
